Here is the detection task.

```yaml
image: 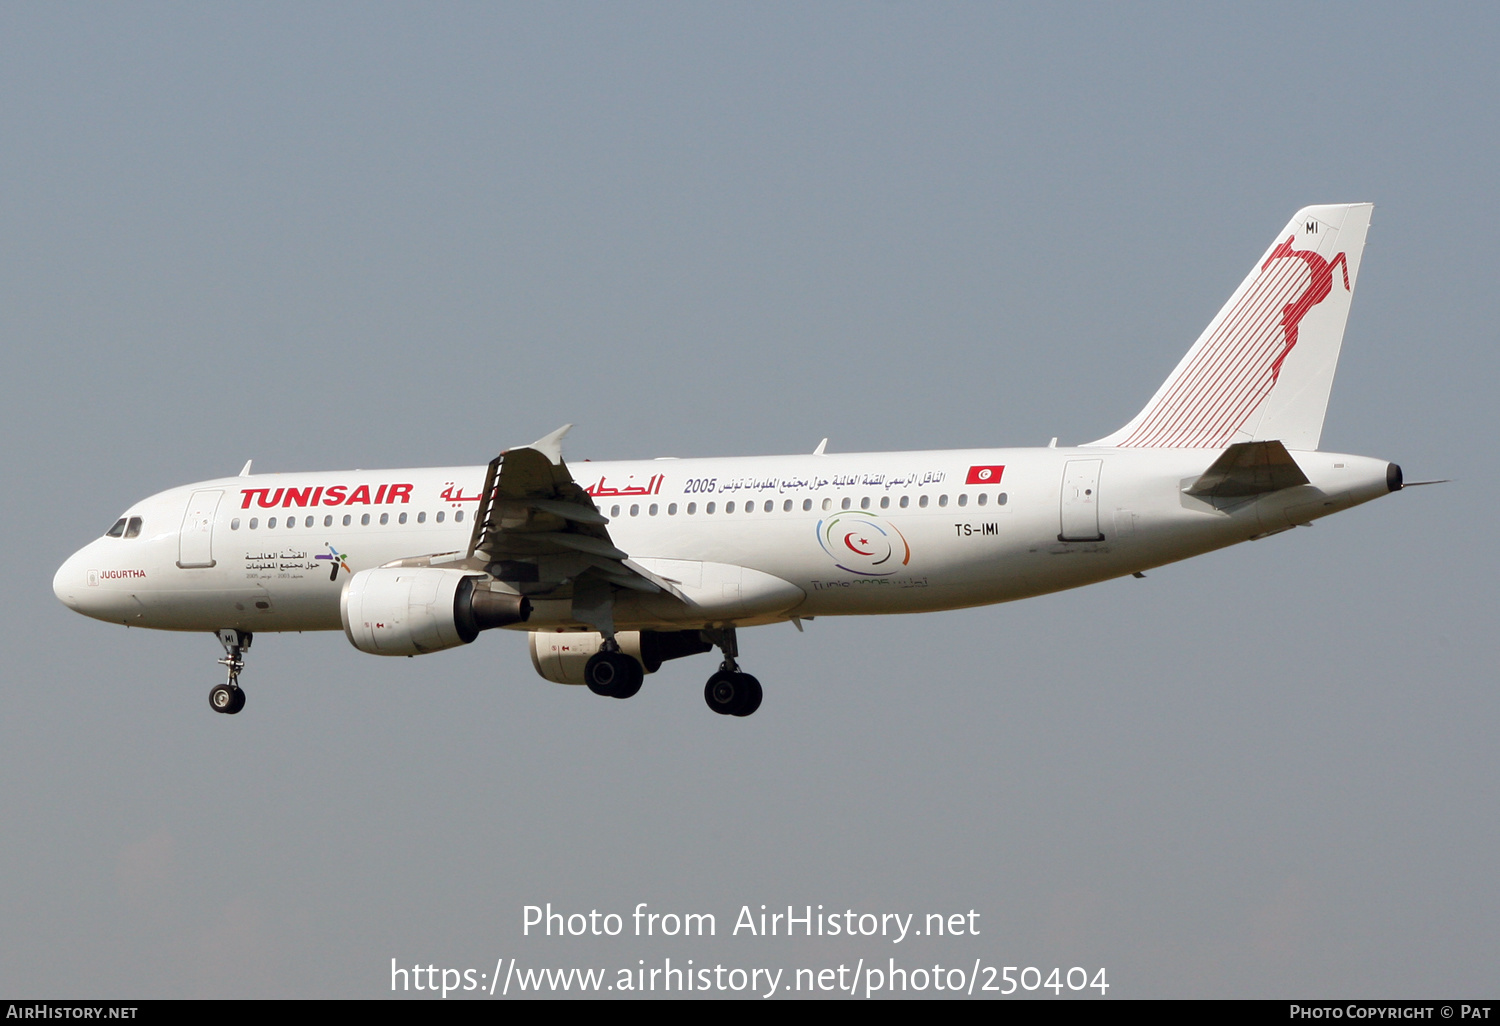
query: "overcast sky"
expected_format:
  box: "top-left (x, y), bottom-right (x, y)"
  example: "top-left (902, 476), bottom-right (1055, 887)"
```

top-left (2, 2), bottom-right (1496, 999)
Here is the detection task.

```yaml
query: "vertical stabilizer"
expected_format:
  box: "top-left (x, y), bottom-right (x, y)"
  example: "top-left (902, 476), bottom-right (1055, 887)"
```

top-left (1087, 203), bottom-right (1372, 450)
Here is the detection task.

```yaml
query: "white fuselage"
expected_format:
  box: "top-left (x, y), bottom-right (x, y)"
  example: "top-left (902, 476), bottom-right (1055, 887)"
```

top-left (53, 445), bottom-right (1395, 635)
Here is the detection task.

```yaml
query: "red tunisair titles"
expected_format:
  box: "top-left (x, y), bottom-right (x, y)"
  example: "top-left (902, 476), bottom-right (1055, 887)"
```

top-left (239, 484), bottom-right (415, 509)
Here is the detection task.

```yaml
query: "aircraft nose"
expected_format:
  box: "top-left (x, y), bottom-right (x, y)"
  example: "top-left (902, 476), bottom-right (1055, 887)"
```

top-left (53, 548), bottom-right (87, 612)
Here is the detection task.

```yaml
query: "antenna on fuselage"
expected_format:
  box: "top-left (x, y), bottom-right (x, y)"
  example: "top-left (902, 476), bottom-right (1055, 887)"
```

top-left (813, 438), bottom-right (828, 455)
top-left (238, 459), bottom-right (253, 477)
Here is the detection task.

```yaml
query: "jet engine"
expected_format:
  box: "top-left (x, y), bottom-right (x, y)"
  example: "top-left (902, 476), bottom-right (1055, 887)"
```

top-left (341, 567), bottom-right (530, 656)
top-left (529, 629), bottom-right (713, 684)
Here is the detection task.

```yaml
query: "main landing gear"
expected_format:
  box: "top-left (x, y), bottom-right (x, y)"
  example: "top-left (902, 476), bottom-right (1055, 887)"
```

top-left (702, 627), bottom-right (761, 718)
top-left (704, 668), bottom-right (762, 717)
top-left (583, 641), bottom-right (644, 699)
top-left (210, 629), bottom-right (250, 715)
top-left (580, 628), bottom-right (764, 716)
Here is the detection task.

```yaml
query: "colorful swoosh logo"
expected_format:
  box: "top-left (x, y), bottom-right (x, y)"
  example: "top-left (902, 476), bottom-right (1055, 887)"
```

top-left (816, 512), bottom-right (911, 576)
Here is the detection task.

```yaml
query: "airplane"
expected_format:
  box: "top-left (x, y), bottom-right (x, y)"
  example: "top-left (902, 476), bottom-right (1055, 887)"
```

top-left (54, 203), bottom-right (1414, 718)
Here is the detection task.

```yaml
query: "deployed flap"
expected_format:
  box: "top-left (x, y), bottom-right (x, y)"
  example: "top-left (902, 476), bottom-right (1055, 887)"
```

top-left (461, 428), bottom-right (679, 630)
top-left (389, 428), bottom-right (698, 631)
top-left (1184, 440), bottom-right (1310, 499)
top-left (465, 426), bottom-right (603, 565)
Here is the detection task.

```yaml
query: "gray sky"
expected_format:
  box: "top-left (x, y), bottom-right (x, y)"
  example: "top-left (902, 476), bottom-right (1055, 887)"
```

top-left (2, 2), bottom-right (1495, 998)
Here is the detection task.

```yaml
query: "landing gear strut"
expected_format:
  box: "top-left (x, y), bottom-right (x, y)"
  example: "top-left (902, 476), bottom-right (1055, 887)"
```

top-left (701, 627), bottom-right (762, 717)
top-left (584, 638), bottom-right (644, 699)
top-left (210, 629), bottom-right (250, 715)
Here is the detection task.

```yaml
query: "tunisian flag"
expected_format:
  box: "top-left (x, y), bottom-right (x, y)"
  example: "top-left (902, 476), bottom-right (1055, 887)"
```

top-left (965, 465), bottom-right (1005, 485)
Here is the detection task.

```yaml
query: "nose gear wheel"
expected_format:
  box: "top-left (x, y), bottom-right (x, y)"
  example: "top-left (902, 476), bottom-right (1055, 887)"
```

top-left (210, 629), bottom-right (251, 715)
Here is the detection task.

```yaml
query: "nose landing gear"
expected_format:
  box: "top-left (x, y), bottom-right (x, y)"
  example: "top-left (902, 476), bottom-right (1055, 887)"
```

top-left (211, 629), bottom-right (251, 715)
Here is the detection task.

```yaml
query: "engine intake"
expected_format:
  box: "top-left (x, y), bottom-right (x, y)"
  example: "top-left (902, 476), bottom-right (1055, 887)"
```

top-left (342, 567), bottom-right (530, 656)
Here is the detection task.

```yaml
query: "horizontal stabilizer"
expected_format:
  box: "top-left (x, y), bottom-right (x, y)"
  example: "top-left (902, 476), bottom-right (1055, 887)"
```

top-left (1184, 440), bottom-right (1309, 499)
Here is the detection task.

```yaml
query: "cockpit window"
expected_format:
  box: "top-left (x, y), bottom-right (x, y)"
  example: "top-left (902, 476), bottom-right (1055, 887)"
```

top-left (124, 517), bottom-right (143, 539)
top-left (105, 518), bottom-right (127, 538)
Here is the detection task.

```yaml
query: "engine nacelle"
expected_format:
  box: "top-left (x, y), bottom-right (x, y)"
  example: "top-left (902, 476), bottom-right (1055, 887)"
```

top-left (529, 629), bottom-right (713, 685)
top-left (342, 567), bottom-right (530, 656)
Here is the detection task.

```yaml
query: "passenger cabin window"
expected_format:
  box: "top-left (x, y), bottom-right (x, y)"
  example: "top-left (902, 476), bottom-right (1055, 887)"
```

top-left (361, 514), bottom-right (370, 526)
top-left (687, 502), bottom-right (697, 515)
top-left (231, 518), bottom-right (241, 530)
top-left (249, 518), bottom-right (259, 529)
top-left (380, 513), bottom-right (389, 526)
top-left (919, 495), bottom-right (929, 508)
top-left (343, 514), bottom-right (352, 526)
top-left (455, 510), bottom-right (464, 523)
top-left (436, 511), bottom-right (445, 523)
top-left (417, 511), bottom-right (426, 523)
top-left (106, 518), bottom-right (127, 538)
top-left (803, 499), bottom-right (812, 511)
top-left (900, 496), bottom-right (909, 508)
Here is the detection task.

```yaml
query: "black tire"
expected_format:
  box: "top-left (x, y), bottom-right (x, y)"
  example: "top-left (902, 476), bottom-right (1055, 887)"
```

top-left (226, 687), bottom-right (245, 715)
top-left (585, 651), bottom-right (639, 697)
top-left (732, 674), bottom-right (762, 717)
top-left (612, 658), bottom-right (644, 699)
top-left (209, 684), bottom-right (235, 714)
top-left (704, 670), bottom-right (743, 715)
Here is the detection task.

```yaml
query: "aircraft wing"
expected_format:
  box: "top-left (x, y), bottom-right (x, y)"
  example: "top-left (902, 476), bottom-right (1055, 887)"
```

top-left (462, 426), bottom-right (677, 634)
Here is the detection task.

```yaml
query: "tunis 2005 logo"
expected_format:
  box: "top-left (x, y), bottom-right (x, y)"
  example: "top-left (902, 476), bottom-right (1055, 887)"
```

top-left (816, 511), bottom-right (911, 576)
top-left (315, 544), bottom-right (352, 582)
